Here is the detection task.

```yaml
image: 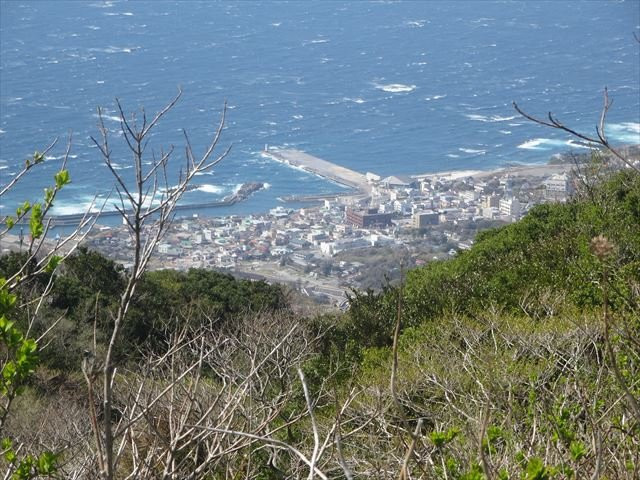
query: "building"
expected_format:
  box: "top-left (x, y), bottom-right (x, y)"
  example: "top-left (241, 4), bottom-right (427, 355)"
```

top-left (345, 207), bottom-right (393, 228)
top-left (320, 237), bottom-right (372, 256)
top-left (413, 211), bottom-right (439, 228)
top-left (366, 172), bottom-right (381, 183)
top-left (460, 190), bottom-right (479, 203)
top-left (544, 173), bottom-right (574, 201)
top-left (483, 194), bottom-right (501, 208)
top-left (499, 197), bottom-right (521, 218)
top-left (380, 175), bottom-right (418, 189)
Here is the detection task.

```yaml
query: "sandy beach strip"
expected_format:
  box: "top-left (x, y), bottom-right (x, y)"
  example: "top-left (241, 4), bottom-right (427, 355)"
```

top-left (413, 162), bottom-right (575, 182)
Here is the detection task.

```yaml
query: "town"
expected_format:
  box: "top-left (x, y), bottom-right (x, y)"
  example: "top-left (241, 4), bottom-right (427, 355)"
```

top-left (81, 148), bottom-right (582, 308)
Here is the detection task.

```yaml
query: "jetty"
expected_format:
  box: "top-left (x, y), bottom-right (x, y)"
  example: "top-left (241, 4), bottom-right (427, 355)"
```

top-left (1, 182), bottom-right (265, 228)
top-left (263, 148), bottom-right (371, 195)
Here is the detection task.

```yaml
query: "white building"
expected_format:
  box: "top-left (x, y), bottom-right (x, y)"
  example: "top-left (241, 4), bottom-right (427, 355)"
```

top-left (544, 173), bottom-right (574, 200)
top-left (366, 172), bottom-right (381, 183)
top-left (499, 197), bottom-right (521, 218)
top-left (460, 190), bottom-right (479, 203)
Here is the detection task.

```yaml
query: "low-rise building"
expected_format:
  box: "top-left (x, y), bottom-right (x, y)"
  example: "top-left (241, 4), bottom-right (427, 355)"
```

top-left (413, 210), bottom-right (439, 228)
top-left (345, 207), bottom-right (393, 228)
top-left (544, 173), bottom-right (574, 201)
top-left (499, 197), bottom-right (521, 218)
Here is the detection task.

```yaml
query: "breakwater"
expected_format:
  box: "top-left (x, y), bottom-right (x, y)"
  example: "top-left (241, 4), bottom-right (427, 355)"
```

top-left (262, 148), bottom-right (371, 194)
top-left (1, 182), bottom-right (264, 227)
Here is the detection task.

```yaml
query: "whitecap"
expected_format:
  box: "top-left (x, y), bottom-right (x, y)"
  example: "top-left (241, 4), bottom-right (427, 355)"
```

top-left (517, 139), bottom-right (547, 150)
top-left (197, 184), bottom-right (226, 195)
top-left (566, 140), bottom-right (592, 149)
top-left (51, 198), bottom-right (103, 216)
top-left (270, 22), bottom-right (281, 27)
top-left (465, 114), bottom-right (517, 123)
top-left (292, 114), bottom-right (303, 119)
top-left (404, 19), bottom-right (426, 28)
top-left (607, 122), bottom-right (640, 144)
top-left (499, 130), bottom-right (512, 135)
top-left (263, 182), bottom-right (271, 189)
top-left (93, 113), bottom-right (121, 123)
top-left (376, 83), bottom-right (416, 93)
top-left (459, 148), bottom-right (487, 155)
top-left (109, 162), bottom-right (133, 170)
top-left (517, 138), bottom-right (591, 150)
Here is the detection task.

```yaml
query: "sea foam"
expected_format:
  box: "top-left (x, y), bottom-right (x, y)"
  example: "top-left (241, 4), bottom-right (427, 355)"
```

top-left (376, 84), bottom-right (416, 93)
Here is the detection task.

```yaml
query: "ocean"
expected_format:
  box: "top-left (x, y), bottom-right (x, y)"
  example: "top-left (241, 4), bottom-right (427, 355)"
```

top-left (1, 0), bottom-right (639, 218)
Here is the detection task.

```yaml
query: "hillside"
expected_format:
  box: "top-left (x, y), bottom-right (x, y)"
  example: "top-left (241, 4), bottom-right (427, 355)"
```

top-left (1, 169), bottom-right (638, 478)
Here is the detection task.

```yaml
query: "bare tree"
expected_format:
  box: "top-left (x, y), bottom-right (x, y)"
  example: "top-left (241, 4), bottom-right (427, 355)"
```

top-left (86, 89), bottom-right (230, 480)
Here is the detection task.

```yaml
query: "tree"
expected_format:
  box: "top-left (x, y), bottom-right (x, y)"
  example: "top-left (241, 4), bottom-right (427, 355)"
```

top-left (83, 89), bottom-right (230, 479)
top-left (1, 136), bottom-right (98, 479)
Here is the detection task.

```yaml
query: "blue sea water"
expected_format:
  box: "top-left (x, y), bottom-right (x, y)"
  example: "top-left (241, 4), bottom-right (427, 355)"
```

top-left (1, 0), bottom-right (639, 217)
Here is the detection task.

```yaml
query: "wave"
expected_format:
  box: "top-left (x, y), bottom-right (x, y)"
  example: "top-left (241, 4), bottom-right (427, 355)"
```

top-left (404, 20), bottom-right (427, 28)
top-left (88, 46), bottom-right (138, 54)
top-left (517, 138), bottom-right (593, 151)
top-left (44, 154), bottom-right (78, 161)
top-left (376, 83), bottom-right (416, 93)
top-left (607, 122), bottom-right (640, 144)
top-left (459, 148), bottom-right (487, 155)
top-left (104, 11), bottom-right (133, 17)
top-left (50, 197), bottom-right (104, 216)
top-left (109, 162), bottom-right (133, 170)
top-left (197, 184), bottom-right (226, 195)
top-left (465, 114), bottom-right (517, 123)
top-left (93, 113), bottom-right (122, 123)
top-left (303, 38), bottom-right (329, 46)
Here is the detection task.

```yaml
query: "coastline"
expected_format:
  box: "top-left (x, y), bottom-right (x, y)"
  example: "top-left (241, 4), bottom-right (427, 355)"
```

top-left (413, 162), bottom-right (576, 183)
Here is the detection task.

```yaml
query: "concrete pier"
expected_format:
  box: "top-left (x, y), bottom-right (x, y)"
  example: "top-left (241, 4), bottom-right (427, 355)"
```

top-left (263, 148), bottom-right (371, 194)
